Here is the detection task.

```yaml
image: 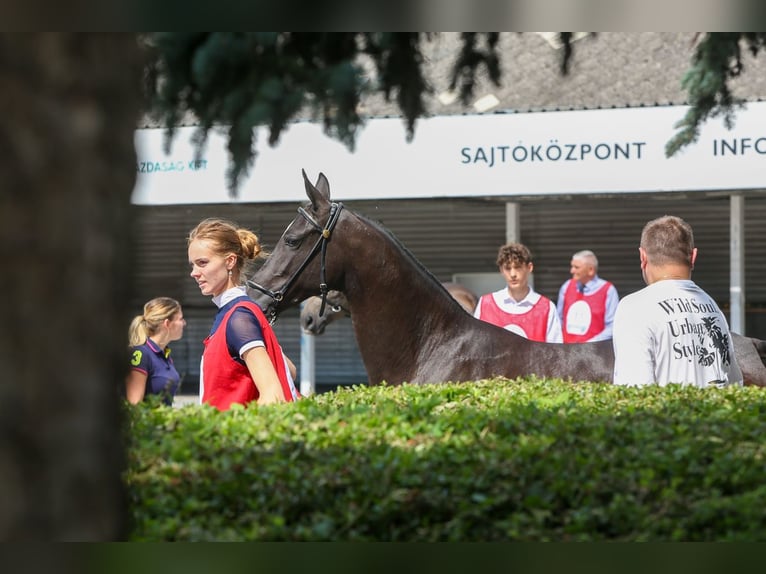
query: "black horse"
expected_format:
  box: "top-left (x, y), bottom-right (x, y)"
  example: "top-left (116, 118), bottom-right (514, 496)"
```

top-left (249, 170), bottom-right (766, 387)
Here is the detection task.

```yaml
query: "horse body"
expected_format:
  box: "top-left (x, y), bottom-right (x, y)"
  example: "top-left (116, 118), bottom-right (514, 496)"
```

top-left (331, 227), bottom-right (612, 385)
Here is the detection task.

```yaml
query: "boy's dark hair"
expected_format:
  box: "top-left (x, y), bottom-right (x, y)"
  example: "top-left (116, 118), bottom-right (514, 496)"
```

top-left (497, 243), bottom-right (533, 267)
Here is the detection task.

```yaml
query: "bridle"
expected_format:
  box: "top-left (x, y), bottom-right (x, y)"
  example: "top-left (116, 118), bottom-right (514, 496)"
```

top-left (247, 201), bottom-right (344, 324)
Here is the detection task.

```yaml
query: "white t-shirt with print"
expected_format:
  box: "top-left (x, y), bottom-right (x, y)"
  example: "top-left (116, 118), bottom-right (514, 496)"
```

top-left (612, 279), bottom-right (743, 387)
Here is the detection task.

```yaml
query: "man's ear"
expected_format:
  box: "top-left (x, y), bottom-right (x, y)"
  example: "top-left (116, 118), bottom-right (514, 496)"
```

top-left (690, 247), bottom-right (698, 269)
top-left (639, 246), bottom-right (648, 268)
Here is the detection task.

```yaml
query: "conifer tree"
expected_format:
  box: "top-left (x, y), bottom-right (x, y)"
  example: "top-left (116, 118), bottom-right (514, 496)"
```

top-left (144, 32), bottom-right (766, 195)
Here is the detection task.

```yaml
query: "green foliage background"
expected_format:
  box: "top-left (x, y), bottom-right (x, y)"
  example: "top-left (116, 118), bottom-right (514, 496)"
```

top-left (124, 377), bottom-right (766, 541)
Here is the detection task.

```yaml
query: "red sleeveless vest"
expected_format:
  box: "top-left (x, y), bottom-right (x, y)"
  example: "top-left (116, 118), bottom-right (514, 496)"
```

top-left (478, 294), bottom-right (551, 342)
top-left (562, 280), bottom-right (611, 343)
top-left (202, 300), bottom-right (298, 410)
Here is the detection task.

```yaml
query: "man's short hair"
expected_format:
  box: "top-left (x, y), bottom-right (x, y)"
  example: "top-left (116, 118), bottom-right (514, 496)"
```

top-left (641, 215), bottom-right (695, 267)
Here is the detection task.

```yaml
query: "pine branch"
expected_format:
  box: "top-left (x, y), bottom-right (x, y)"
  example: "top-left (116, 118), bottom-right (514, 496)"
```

top-left (665, 33), bottom-right (766, 157)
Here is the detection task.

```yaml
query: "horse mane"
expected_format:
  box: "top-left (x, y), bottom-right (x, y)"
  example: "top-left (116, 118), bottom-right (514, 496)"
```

top-left (356, 211), bottom-right (464, 308)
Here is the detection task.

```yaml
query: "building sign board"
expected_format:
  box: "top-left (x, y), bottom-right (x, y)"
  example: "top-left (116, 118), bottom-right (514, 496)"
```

top-left (132, 102), bottom-right (766, 205)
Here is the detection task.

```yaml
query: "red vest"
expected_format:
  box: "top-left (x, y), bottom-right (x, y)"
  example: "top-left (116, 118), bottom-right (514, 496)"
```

top-left (202, 300), bottom-right (298, 411)
top-left (562, 280), bottom-right (611, 343)
top-left (478, 294), bottom-right (551, 342)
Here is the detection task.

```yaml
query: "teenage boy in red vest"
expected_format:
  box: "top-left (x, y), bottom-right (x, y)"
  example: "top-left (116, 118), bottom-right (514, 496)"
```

top-left (474, 243), bottom-right (562, 343)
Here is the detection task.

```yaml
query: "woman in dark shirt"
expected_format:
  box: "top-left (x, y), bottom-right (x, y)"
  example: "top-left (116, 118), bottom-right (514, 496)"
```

top-left (126, 297), bottom-right (186, 405)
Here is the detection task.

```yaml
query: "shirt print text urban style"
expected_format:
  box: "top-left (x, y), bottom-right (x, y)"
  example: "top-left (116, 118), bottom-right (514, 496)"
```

top-left (659, 296), bottom-right (732, 368)
top-left (612, 279), bottom-right (742, 388)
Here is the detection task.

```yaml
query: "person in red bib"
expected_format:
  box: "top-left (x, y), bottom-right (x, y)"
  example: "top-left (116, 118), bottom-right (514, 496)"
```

top-left (188, 218), bottom-right (299, 411)
top-left (556, 249), bottom-right (619, 343)
top-left (474, 242), bottom-right (562, 343)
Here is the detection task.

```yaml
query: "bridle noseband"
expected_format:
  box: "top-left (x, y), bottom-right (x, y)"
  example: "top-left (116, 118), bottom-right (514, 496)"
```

top-left (247, 201), bottom-right (343, 324)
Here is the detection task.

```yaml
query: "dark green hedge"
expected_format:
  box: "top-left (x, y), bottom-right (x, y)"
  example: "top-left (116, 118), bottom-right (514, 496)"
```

top-left (124, 378), bottom-right (766, 541)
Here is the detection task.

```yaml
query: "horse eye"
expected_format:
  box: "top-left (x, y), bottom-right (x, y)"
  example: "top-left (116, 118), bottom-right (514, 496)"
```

top-left (284, 236), bottom-right (302, 248)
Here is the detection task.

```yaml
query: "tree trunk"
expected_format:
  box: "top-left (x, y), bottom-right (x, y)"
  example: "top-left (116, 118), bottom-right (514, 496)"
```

top-left (0, 33), bottom-right (141, 540)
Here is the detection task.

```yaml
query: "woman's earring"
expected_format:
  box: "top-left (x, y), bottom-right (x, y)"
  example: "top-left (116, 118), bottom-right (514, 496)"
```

top-left (228, 270), bottom-right (232, 277)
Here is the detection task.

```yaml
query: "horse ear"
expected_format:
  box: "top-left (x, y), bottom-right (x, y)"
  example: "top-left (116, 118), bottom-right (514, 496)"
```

top-left (302, 169), bottom-right (331, 209)
top-left (314, 173), bottom-right (331, 199)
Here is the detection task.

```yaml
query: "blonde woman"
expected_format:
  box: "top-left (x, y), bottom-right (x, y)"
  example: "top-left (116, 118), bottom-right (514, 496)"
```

top-left (188, 218), bottom-right (298, 410)
top-left (127, 297), bottom-right (186, 405)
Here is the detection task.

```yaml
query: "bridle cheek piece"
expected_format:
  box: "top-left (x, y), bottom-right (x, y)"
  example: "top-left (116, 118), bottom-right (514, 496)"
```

top-left (247, 202), bottom-right (343, 324)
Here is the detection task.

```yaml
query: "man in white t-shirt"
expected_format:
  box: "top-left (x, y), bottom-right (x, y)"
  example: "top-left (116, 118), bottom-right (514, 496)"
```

top-left (612, 215), bottom-right (742, 388)
top-left (474, 242), bottom-right (563, 343)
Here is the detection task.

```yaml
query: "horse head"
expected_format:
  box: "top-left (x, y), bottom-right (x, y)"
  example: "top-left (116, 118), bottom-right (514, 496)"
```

top-left (248, 169), bottom-right (345, 322)
top-left (300, 290), bottom-right (350, 334)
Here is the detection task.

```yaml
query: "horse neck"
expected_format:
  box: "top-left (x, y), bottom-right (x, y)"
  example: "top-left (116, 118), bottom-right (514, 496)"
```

top-left (342, 213), bottom-right (455, 310)
top-left (337, 213), bottom-right (468, 372)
